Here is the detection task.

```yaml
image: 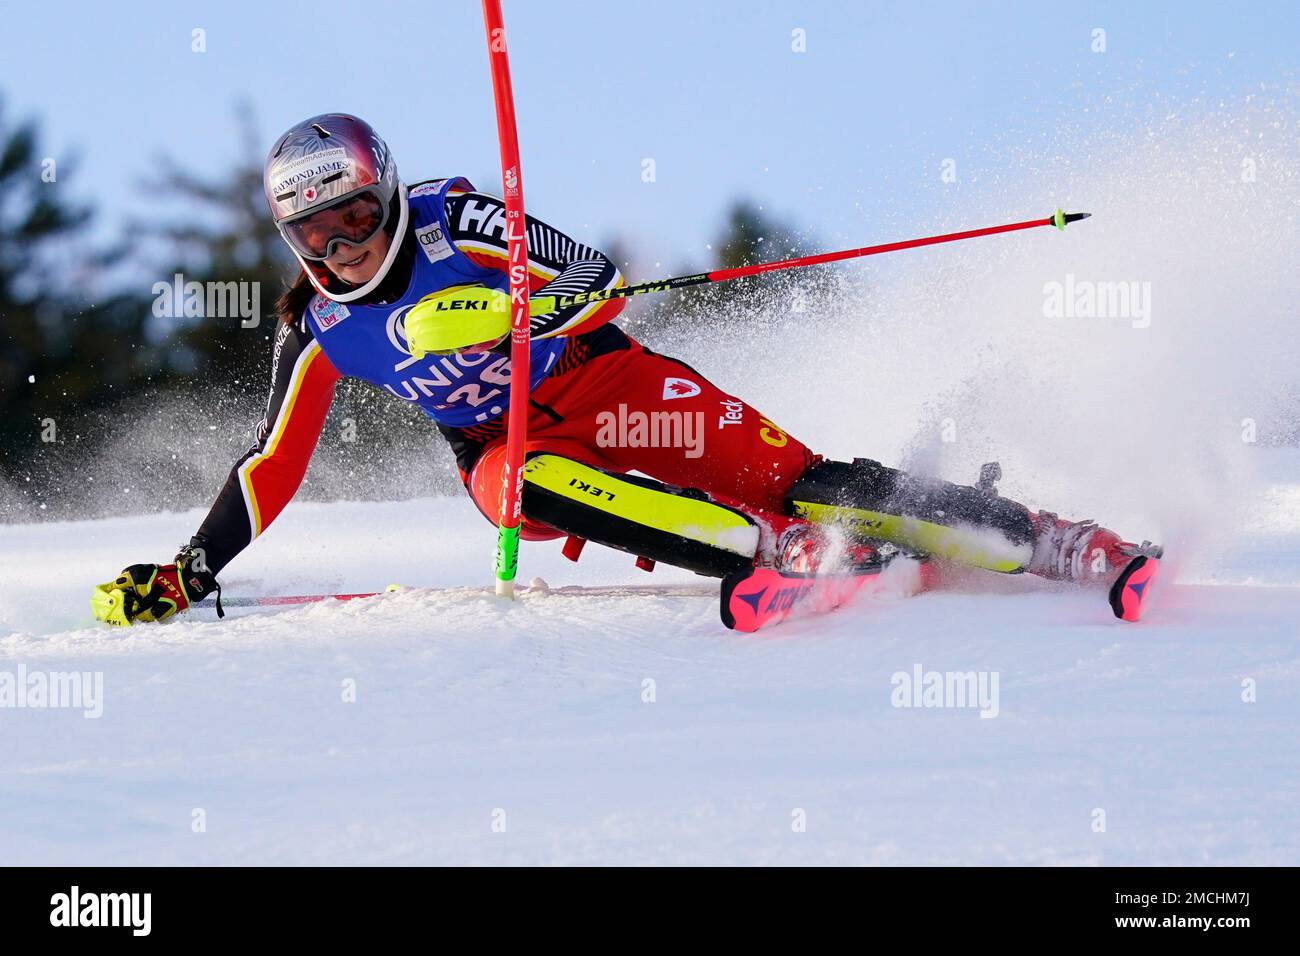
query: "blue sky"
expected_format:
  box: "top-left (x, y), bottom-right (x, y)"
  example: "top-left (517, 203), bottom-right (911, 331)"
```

top-left (1, 1), bottom-right (1294, 277)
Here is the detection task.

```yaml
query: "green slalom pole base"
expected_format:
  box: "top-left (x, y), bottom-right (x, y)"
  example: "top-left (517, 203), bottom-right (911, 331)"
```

top-left (495, 523), bottom-right (521, 598)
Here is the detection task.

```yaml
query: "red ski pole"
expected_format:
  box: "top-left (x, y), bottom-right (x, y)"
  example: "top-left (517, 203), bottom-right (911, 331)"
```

top-left (481, 0), bottom-right (532, 598)
top-left (527, 210), bottom-right (1091, 315)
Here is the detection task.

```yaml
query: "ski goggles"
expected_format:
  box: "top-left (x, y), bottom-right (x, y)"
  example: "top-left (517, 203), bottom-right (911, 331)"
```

top-left (278, 189), bottom-right (389, 261)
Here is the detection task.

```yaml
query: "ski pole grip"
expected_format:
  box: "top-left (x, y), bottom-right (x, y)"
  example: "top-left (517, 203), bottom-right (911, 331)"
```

top-left (528, 296), bottom-right (557, 317)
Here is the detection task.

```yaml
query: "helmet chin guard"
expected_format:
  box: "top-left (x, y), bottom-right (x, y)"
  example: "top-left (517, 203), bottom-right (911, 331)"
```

top-left (295, 184), bottom-right (410, 302)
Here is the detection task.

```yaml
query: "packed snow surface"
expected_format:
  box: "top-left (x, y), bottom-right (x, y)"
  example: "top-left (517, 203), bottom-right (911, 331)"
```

top-left (2, 451), bottom-right (1297, 865)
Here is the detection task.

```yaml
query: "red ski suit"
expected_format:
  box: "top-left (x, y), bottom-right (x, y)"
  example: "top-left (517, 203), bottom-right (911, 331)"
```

top-left (462, 333), bottom-right (815, 540)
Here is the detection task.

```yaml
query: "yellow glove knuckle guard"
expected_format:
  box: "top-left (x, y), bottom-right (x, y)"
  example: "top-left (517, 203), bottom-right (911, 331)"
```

top-left (405, 284), bottom-right (511, 357)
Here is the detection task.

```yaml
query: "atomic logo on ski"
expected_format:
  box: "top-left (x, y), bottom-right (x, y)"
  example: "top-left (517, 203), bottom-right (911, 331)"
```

top-left (730, 581), bottom-right (816, 623)
top-left (721, 565), bottom-right (893, 632)
top-left (735, 587), bottom-right (767, 615)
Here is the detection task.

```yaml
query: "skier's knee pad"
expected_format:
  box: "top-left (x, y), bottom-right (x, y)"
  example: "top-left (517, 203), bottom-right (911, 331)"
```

top-left (786, 458), bottom-right (1035, 572)
top-left (521, 454), bottom-right (756, 577)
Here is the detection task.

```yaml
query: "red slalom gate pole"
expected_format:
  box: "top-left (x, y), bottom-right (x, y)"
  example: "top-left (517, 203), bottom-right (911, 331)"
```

top-left (481, 0), bottom-right (532, 598)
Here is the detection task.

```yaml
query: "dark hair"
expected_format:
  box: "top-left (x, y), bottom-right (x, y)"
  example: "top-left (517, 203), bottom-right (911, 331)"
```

top-left (277, 269), bottom-right (316, 325)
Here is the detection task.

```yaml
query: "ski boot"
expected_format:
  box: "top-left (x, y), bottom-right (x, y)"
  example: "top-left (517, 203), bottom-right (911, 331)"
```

top-left (773, 524), bottom-right (876, 574)
top-left (1028, 511), bottom-right (1163, 621)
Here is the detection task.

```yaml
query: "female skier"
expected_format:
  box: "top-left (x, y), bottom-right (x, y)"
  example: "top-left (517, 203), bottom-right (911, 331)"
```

top-left (93, 113), bottom-right (1159, 626)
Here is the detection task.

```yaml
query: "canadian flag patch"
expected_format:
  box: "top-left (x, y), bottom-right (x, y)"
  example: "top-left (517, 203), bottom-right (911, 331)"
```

top-left (663, 377), bottom-right (701, 400)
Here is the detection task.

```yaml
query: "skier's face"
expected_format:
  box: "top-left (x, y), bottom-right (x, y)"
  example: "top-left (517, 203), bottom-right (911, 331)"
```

top-left (322, 228), bottom-right (392, 286)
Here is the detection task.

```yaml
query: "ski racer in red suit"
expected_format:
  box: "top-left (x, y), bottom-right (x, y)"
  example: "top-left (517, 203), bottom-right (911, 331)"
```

top-left (93, 114), bottom-right (1161, 627)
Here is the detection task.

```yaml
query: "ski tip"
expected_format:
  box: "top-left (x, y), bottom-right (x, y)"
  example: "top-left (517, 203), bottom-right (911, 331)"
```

top-left (720, 564), bottom-right (896, 633)
top-left (1109, 555), bottom-right (1160, 622)
top-left (720, 568), bottom-right (814, 633)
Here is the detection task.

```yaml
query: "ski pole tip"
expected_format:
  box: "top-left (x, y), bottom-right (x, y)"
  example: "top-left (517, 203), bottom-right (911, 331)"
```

top-left (1053, 209), bottom-right (1092, 230)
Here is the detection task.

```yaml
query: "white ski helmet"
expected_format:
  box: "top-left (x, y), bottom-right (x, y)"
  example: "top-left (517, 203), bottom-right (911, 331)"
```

top-left (264, 113), bottom-right (409, 302)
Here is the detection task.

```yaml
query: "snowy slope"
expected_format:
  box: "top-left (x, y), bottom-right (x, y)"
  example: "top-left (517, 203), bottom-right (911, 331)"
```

top-left (2, 451), bottom-right (1298, 865)
top-left (4, 98), bottom-right (1299, 866)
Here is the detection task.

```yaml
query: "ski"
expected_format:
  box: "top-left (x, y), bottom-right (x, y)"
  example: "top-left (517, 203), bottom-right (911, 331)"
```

top-left (203, 581), bottom-right (716, 612)
top-left (719, 556), bottom-right (931, 633)
top-left (216, 592), bottom-right (384, 608)
top-left (1108, 554), bottom-right (1162, 622)
top-left (207, 555), bottom-right (1149, 628)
